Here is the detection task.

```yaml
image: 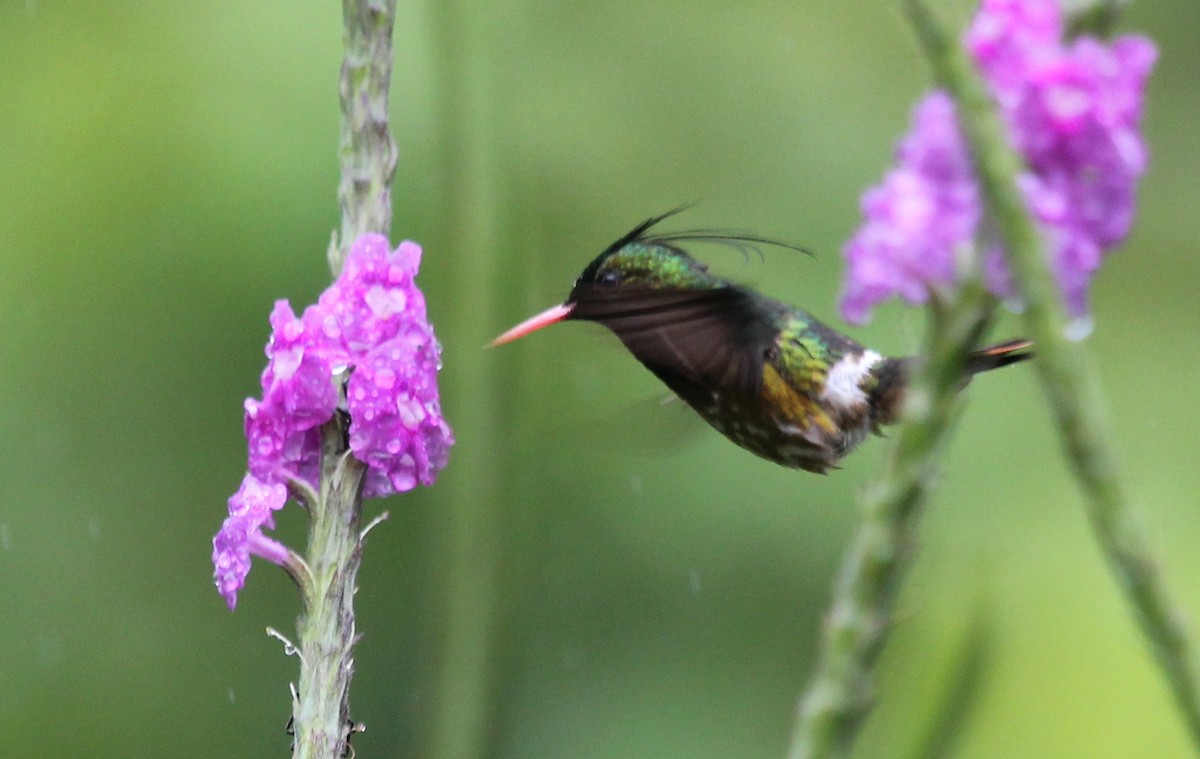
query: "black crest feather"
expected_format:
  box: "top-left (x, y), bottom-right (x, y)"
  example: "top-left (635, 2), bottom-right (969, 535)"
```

top-left (630, 205), bottom-right (811, 257)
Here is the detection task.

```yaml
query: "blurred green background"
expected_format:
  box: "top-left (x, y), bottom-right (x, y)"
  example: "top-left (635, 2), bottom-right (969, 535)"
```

top-left (2, 1), bottom-right (1198, 757)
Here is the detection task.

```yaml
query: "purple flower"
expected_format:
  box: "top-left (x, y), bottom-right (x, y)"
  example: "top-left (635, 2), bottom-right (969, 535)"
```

top-left (213, 474), bottom-right (289, 610)
top-left (842, 92), bottom-right (979, 324)
top-left (331, 238), bottom-right (453, 497)
top-left (244, 300), bottom-right (338, 489)
top-left (840, 0), bottom-right (1156, 325)
top-left (213, 234), bottom-right (454, 608)
top-left (965, 0), bottom-right (1062, 106)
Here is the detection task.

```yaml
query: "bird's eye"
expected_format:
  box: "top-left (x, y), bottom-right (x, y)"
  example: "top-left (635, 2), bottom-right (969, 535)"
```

top-left (596, 270), bottom-right (620, 286)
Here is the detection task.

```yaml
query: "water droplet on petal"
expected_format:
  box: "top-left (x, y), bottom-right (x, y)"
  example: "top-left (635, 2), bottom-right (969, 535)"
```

top-left (272, 346), bottom-right (304, 381)
top-left (365, 284), bottom-right (407, 319)
top-left (281, 318), bottom-right (305, 342)
top-left (322, 315), bottom-right (341, 339)
top-left (397, 398), bottom-right (425, 429)
top-left (374, 368), bottom-right (396, 389)
top-left (390, 471), bottom-right (416, 492)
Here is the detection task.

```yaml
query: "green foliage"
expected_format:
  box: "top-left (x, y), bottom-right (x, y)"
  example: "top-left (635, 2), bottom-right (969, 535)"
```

top-left (0, 1), bottom-right (1197, 757)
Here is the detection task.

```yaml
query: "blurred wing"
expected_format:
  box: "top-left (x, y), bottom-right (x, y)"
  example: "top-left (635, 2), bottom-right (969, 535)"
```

top-left (569, 285), bottom-right (773, 398)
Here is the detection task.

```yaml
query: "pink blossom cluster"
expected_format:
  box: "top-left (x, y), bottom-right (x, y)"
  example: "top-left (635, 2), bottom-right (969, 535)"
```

top-left (840, 0), bottom-right (1157, 325)
top-left (213, 235), bottom-right (453, 609)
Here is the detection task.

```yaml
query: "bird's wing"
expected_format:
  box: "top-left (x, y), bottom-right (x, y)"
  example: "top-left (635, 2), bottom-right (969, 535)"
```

top-left (569, 285), bottom-right (772, 397)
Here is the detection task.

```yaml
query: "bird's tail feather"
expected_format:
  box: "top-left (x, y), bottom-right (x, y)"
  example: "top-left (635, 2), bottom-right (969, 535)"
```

top-left (866, 338), bottom-right (1032, 428)
top-left (966, 339), bottom-right (1034, 375)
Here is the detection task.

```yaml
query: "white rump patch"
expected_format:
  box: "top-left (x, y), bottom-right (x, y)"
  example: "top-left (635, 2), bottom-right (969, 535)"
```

top-left (821, 350), bottom-right (882, 411)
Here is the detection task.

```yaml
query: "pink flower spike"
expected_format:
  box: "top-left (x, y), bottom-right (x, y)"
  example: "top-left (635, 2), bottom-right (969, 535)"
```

top-left (840, 0), bottom-right (1156, 324)
top-left (840, 92), bottom-right (979, 324)
top-left (215, 234), bottom-right (454, 608)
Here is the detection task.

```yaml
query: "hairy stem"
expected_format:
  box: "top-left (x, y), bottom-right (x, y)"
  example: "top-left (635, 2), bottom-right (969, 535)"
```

top-left (906, 0), bottom-right (1200, 750)
top-left (293, 424), bottom-right (369, 759)
top-left (788, 283), bottom-right (996, 759)
top-left (331, 0), bottom-right (399, 275)
top-left (291, 1), bottom-right (399, 756)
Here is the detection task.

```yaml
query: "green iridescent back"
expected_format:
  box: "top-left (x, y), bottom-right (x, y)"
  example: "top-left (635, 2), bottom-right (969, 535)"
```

top-left (577, 242), bottom-right (726, 291)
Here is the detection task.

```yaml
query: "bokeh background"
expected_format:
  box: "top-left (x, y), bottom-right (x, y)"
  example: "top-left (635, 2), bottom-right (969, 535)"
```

top-left (2, 1), bottom-right (1198, 757)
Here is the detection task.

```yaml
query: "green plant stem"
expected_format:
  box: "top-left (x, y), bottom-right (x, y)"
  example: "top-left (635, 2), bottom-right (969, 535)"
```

top-left (788, 283), bottom-right (996, 759)
top-left (331, 0), bottom-right (399, 274)
top-left (905, 0), bottom-right (1200, 750)
top-left (291, 1), bottom-right (399, 757)
top-left (294, 422), bottom-right (370, 759)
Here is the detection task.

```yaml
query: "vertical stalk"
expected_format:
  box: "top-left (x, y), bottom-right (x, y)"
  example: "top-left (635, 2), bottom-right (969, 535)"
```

top-left (294, 423), bottom-right (369, 759)
top-left (332, 0), bottom-right (399, 275)
top-left (906, 0), bottom-right (1200, 750)
top-left (787, 284), bottom-right (996, 759)
top-left (292, 1), bottom-right (398, 756)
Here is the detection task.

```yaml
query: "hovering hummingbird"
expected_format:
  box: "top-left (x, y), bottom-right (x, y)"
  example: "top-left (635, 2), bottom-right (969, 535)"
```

top-left (492, 211), bottom-right (1031, 473)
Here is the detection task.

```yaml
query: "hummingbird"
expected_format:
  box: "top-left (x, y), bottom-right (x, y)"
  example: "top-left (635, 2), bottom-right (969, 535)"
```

top-left (491, 211), bottom-right (1031, 473)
